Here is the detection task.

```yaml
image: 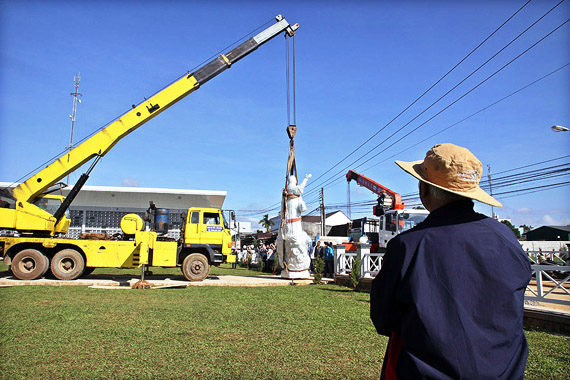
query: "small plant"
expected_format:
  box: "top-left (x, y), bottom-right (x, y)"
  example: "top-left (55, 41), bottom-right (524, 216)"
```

top-left (348, 256), bottom-right (361, 290)
top-left (313, 256), bottom-right (325, 284)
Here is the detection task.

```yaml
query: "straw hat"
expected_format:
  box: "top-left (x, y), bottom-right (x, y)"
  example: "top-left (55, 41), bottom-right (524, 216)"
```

top-left (395, 143), bottom-right (501, 207)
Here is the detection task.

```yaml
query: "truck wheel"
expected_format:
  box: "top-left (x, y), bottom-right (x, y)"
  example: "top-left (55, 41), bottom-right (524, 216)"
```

top-left (51, 249), bottom-right (85, 280)
top-left (40, 254), bottom-right (50, 277)
top-left (11, 249), bottom-right (49, 280)
top-left (182, 253), bottom-right (209, 281)
top-left (82, 267), bottom-right (96, 277)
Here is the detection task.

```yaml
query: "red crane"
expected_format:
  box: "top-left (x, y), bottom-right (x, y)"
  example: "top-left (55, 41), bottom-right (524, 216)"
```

top-left (346, 170), bottom-right (405, 216)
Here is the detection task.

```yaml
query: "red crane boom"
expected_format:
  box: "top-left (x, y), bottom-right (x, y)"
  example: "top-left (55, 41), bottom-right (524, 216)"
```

top-left (346, 170), bottom-right (405, 214)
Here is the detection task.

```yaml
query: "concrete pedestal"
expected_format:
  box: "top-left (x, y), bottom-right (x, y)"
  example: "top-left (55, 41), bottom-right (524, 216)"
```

top-left (280, 269), bottom-right (311, 279)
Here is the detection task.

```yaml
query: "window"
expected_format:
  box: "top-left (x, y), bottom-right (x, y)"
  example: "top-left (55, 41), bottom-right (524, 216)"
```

top-left (32, 197), bottom-right (62, 216)
top-left (385, 213), bottom-right (397, 232)
top-left (399, 213), bottom-right (428, 232)
top-left (191, 212), bottom-right (200, 224)
top-left (203, 212), bottom-right (220, 225)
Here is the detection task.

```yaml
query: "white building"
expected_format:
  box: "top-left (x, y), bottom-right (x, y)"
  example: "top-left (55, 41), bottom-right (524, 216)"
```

top-left (269, 210), bottom-right (351, 239)
top-left (0, 182), bottom-right (226, 239)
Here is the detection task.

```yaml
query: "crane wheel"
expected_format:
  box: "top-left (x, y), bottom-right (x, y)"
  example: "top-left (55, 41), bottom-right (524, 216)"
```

top-left (50, 249), bottom-right (85, 281)
top-left (182, 253), bottom-right (209, 282)
top-left (11, 249), bottom-right (49, 280)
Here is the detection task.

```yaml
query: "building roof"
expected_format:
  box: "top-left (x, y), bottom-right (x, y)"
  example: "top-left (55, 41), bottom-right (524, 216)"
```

top-left (0, 182), bottom-right (226, 209)
top-left (302, 215), bottom-right (322, 223)
top-left (531, 225), bottom-right (570, 233)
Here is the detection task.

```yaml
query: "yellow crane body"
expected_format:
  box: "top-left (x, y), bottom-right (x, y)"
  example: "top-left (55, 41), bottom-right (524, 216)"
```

top-left (0, 15), bottom-right (298, 281)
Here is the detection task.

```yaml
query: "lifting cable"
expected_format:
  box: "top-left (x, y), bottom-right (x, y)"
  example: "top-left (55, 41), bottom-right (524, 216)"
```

top-left (280, 33), bottom-right (298, 272)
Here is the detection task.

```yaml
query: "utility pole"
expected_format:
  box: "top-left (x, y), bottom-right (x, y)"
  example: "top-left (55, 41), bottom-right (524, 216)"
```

top-left (67, 73), bottom-right (82, 184)
top-left (347, 180), bottom-right (351, 220)
top-left (320, 188), bottom-right (326, 237)
top-left (487, 164), bottom-right (496, 219)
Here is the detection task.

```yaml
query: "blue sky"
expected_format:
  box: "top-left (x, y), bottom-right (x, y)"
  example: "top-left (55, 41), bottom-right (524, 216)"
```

top-left (1, 0), bottom-right (568, 229)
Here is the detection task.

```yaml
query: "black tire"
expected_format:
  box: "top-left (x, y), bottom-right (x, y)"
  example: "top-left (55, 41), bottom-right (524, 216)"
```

top-left (40, 253), bottom-right (50, 277)
top-left (11, 249), bottom-right (49, 280)
top-left (182, 253), bottom-right (209, 282)
top-left (82, 267), bottom-right (96, 276)
top-left (50, 249), bottom-right (85, 280)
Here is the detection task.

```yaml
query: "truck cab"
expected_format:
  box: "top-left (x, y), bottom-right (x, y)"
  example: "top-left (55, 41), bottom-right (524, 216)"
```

top-left (182, 207), bottom-right (233, 265)
top-left (0, 193), bottom-right (70, 234)
top-left (377, 208), bottom-right (429, 249)
top-left (348, 208), bottom-right (429, 252)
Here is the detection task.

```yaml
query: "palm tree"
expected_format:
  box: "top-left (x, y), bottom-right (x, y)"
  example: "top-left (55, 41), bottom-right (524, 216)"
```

top-left (259, 214), bottom-right (274, 233)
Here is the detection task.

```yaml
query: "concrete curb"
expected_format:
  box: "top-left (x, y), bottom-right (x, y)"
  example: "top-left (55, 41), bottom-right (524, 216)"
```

top-left (0, 274), bottom-right (317, 288)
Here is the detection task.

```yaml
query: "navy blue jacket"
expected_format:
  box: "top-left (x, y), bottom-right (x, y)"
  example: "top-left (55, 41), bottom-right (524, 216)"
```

top-left (370, 200), bottom-right (531, 380)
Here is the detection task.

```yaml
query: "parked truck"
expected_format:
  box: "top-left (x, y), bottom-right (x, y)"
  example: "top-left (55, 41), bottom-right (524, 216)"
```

top-left (346, 170), bottom-right (429, 252)
top-left (0, 15), bottom-right (299, 281)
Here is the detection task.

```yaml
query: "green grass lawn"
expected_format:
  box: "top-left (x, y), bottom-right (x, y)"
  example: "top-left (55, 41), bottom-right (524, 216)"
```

top-left (0, 282), bottom-right (568, 380)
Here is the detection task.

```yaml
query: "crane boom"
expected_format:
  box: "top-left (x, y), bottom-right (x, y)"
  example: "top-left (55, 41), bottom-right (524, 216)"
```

top-left (2, 15), bottom-right (299, 234)
top-left (346, 170), bottom-right (405, 211)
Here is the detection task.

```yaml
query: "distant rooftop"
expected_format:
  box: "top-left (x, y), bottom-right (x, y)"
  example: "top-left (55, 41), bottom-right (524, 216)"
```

top-left (0, 182), bottom-right (226, 210)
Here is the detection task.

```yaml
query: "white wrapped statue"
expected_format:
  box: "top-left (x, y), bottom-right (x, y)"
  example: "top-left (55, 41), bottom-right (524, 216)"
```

top-left (276, 174), bottom-right (312, 279)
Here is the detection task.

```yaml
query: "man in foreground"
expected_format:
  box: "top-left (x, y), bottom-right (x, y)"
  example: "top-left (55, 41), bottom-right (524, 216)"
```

top-left (370, 143), bottom-right (531, 379)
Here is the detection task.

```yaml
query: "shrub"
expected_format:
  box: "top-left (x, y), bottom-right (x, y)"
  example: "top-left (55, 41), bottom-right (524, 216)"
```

top-left (348, 256), bottom-right (361, 290)
top-left (272, 256), bottom-right (280, 274)
top-left (313, 257), bottom-right (324, 284)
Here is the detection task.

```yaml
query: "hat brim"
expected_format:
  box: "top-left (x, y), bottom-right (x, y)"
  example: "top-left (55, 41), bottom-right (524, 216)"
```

top-left (395, 160), bottom-right (502, 208)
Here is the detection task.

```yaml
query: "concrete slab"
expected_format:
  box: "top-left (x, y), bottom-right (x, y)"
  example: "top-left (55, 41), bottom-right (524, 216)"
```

top-left (0, 273), bottom-right (319, 288)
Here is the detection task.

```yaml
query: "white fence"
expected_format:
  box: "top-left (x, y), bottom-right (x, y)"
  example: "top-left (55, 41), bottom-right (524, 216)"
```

top-left (333, 245), bottom-right (570, 307)
top-left (525, 250), bottom-right (570, 306)
top-left (333, 244), bottom-right (383, 278)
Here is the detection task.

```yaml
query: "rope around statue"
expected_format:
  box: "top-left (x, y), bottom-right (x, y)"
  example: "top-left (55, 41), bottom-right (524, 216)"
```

top-left (276, 173), bottom-right (312, 279)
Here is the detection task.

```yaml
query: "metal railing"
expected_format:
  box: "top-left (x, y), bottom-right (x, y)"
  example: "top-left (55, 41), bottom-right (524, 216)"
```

top-left (333, 245), bottom-right (570, 307)
top-left (333, 244), bottom-right (383, 278)
top-left (525, 250), bottom-right (570, 306)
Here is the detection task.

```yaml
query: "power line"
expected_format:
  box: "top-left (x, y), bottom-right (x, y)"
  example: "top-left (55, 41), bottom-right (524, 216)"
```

top-left (362, 63), bottom-right (570, 173)
top-left (348, 18), bottom-right (570, 174)
top-left (305, 1), bottom-right (566, 194)
top-left (306, 0), bottom-right (535, 188)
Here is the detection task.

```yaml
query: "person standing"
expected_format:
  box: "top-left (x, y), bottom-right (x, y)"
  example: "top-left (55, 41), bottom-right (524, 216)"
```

top-left (231, 247), bottom-right (237, 269)
top-left (308, 241), bottom-right (315, 272)
top-left (370, 143), bottom-right (531, 379)
top-left (314, 240), bottom-right (324, 260)
top-left (324, 242), bottom-right (334, 278)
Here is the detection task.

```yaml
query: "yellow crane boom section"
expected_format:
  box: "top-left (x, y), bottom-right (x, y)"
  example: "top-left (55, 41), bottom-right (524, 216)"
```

top-left (13, 74), bottom-right (200, 202)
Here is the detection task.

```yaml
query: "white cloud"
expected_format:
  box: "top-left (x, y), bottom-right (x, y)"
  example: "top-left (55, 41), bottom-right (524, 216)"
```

top-left (121, 178), bottom-right (139, 187)
top-left (542, 214), bottom-right (570, 226)
top-left (516, 207), bottom-right (531, 214)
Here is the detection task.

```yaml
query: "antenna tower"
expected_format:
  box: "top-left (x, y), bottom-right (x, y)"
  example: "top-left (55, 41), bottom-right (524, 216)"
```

top-left (67, 73), bottom-right (82, 184)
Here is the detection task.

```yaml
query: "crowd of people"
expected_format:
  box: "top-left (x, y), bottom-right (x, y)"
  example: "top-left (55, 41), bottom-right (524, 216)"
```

top-left (233, 243), bottom-right (277, 272)
top-left (231, 240), bottom-right (337, 278)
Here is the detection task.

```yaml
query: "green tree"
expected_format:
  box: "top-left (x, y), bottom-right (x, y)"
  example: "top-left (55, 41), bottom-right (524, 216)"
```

top-left (259, 214), bottom-right (275, 233)
top-left (501, 220), bottom-right (521, 239)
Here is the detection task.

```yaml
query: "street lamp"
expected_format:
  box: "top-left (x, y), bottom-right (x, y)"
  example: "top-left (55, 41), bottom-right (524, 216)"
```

top-left (551, 125), bottom-right (569, 132)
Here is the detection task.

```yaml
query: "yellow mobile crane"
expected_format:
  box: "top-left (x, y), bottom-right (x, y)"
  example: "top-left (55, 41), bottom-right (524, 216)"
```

top-left (0, 15), bottom-right (299, 282)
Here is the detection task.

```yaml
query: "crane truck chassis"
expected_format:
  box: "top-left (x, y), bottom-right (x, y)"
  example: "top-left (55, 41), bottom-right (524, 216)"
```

top-left (1, 205), bottom-right (233, 282)
top-left (0, 15), bottom-right (299, 282)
